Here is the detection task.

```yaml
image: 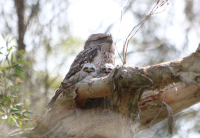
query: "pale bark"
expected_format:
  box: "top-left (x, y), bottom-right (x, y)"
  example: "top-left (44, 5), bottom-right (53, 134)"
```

top-left (23, 44), bottom-right (200, 138)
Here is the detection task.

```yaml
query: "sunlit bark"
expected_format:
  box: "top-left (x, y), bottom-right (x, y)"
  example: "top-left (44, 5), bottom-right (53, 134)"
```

top-left (24, 44), bottom-right (200, 138)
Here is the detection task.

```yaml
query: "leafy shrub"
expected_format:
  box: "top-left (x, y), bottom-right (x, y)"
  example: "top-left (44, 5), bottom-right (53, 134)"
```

top-left (0, 35), bottom-right (32, 129)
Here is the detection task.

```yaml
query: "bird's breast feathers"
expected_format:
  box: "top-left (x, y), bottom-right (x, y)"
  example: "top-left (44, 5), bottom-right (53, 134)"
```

top-left (92, 50), bottom-right (115, 72)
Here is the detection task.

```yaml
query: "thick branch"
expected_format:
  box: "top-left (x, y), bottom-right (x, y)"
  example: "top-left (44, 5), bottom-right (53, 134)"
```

top-left (25, 44), bottom-right (200, 138)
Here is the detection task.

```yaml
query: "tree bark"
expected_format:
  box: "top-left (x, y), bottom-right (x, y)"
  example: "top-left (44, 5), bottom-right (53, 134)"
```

top-left (14, 0), bottom-right (26, 52)
top-left (22, 44), bottom-right (200, 138)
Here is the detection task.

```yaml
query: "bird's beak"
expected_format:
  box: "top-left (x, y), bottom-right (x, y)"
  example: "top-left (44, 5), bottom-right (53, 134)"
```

top-left (87, 70), bottom-right (93, 73)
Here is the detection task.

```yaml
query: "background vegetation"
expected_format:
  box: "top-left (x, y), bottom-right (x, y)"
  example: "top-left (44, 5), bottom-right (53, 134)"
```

top-left (0, 0), bottom-right (199, 137)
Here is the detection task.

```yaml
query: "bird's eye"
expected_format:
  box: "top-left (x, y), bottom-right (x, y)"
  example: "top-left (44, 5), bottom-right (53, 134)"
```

top-left (108, 68), bottom-right (112, 70)
top-left (91, 68), bottom-right (95, 71)
top-left (102, 68), bottom-right (106, 70)
top-left (83, 67), bottom-right (88, 71)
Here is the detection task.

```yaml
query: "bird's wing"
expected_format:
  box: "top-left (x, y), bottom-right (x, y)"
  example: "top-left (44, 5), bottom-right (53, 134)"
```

top-left (46, 47), bottom-right (100, 110)
top-left (45, 87), bottom-right (63, 110)
top-left (65, 47), bottom-right (100, 79)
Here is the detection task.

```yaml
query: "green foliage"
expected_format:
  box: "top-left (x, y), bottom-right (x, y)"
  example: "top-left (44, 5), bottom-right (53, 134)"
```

top-left (61, 36), bottom-right (83, 55)
top-left (0, 35), bottom-right (32, 129)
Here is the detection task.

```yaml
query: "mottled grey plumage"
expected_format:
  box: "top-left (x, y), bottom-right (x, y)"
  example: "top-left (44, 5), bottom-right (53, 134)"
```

top-left (97, 63), bottom-right (115, 77)
top-left (46, 33), bottom-right (115, 109)
top-left (61, 48), bottom-right (100, 88)
top-left (83, 63), bottom-right (115, 109)
top-left (66, 63), bottom-right (97, 84)
top-left (81, 63), bottom-right (97, 78)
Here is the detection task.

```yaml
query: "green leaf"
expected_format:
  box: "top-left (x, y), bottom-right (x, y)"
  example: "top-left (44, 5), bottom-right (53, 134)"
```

top-left (6, 53), bottom-right (10, 65)
top-left (24, 111), bottom-right (33, 114)
top-left (0, 65), bottom-right (7, 71)
top-left (18, 51), bottom-right (24, 57)
top-left (8, 65), bottom-right (24, 73)
top-left (4, 96), bottom-right (11, 103)
top-left (0, 108), bottom-right (4, 112)
top-left (11, 53), bottom-right (14, 64)
top-left (8, 37), bottom-right (17, 44)
top-left (7, 47), bottom-right (13, 52)
top-left (1, 34), bottom-right (5, 39)
top-left (0, 47), bottom-right (4, 54)
top-left (26, 105), bottom-right (29, 111)
top-left (5, 65), bottom-right (23, 73)
top-left (17, 73), bottom-right (24, 79)
top-left (16, 60), bottom-right (30, 65)
top-left (10, 108), bottom-right (20, 113)
top-left (22, 114), bottom-right (30, 119)
top-left (27, 92), bottom-right (33, 95)
top-left (18, 119), bottom-right (22, 128)
top-left (11, 115), bottom-right (19, 127)
top-left (14, 85), bottom-right (24, 89)
top-left (11, 45), bottom-right (17, 48)
top-left (7, 64), bottom-right (18, 69)
top-left (8, 115), bottom-right (11, 123)
top-left (11, 117), bottom-right (15, 126)
top-left (0, 95), bottom-right (3, 100)
top-left (6, 38), bottom-right (9, 46)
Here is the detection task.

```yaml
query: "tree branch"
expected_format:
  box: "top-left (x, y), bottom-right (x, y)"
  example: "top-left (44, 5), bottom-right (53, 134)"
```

top-left (23, 44), bottom-right (200, 138)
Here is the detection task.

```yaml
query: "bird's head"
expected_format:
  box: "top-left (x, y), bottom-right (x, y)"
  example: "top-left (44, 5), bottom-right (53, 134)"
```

top-left (84, 33), bottom-right (113, 51)
top-left (82, 63), bottom-right (96, 74)
top-left (101, 63), bottom-right (115, 74)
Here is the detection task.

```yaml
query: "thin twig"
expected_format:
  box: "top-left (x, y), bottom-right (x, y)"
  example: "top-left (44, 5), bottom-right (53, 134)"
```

top-left (114, 0), bottom-right (130, 63)
top-left (126, 38), bottom-right (166, 55)
top-left (149, 87), bottom-right (168, 127)
top-left (122, 0), bottom-right (168, 64)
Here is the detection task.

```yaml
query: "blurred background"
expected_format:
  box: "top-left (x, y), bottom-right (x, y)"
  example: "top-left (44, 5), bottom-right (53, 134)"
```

top-left (0, 0), bottom-right (200, 137)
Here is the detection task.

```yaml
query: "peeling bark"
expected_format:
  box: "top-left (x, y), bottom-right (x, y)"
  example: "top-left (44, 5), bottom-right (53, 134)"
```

top-left (23, 44), bottom-right (200, 138)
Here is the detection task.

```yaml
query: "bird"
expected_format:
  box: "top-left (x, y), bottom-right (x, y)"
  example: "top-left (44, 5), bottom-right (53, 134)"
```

top-left (97, 63), bottom-right (115, 77)
top-left (66, 63), bottom-right (97, 85)
top-left (97, 63), bottom-right (115, 111)
top-left (46, 33), bottom-right (115, 109)
top-left (83, 63), bottom-right (115, 109)
top-left (67, 63), bottom-right (114, 85)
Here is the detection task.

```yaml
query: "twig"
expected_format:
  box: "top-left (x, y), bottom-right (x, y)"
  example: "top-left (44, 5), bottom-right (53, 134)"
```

top-left (126, 38), bottom-right (166, 55)
top-left (122, 0), bottom-right (169, 64)
top-left (114, 0), bottom-right (130, 63)
top-left (163, 101), bottom-right (174, 134)
top-left (149, 87), bottom-right (168, 127)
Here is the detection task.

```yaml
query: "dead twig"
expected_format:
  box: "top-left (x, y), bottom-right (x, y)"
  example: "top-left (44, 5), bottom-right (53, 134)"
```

top-left (149, 86), bottom-right (168, 128)
top-left (114, 0), bottom-right (131, 63)
top-left (122, 0), bottom-right (169, 64)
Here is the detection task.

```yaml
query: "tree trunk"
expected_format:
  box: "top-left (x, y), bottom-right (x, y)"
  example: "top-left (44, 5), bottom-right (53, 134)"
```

top-left (14, 0), bottom-right (26, 53)
top-left (21, 44), bottom-right (200, 138)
